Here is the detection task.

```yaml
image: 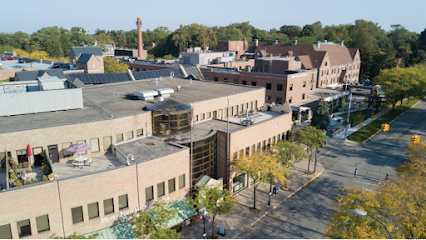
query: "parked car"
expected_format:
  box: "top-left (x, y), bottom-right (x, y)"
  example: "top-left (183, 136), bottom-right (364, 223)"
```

top-left (18, 58), bottom-right (34, 63)
top-left (1, 56), bottom-right (15, 60)
top-left (53, 63), bottom-right (70, 69)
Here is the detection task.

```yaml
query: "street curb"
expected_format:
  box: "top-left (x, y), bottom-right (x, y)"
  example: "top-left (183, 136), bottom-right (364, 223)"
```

top-left (231, 166), bottom-right (325, 239)
top-left (362, 99), bottom-right (422, 144)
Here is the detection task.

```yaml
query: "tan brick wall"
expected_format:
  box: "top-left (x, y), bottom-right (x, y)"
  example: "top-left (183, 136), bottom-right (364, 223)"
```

top-left (0, 181), bottom-right (64, 239)
top-left (0, 68), bottom-right (37, 80)
top-left (137, 149), bottom-right (190, 206)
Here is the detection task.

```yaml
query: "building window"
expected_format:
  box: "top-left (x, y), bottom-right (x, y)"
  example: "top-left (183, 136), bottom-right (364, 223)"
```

top-left (242, 80), bottom-right (247, 85)
top-left (265, 96), bottom-right (271, 102)
top-left (136, 129), bottom-right (143, 137)
top-left (303, 81), bottom-right (306, 88)
top-left (62, 142), bottom-right (73, 157)
top-left (0, 224), bottom-right (12, 239)
top-left (257, 142), bottom-right (261, 152)
top-left (71, 206), bottom-right (84, 224)
top-left (239, 149), bottom-right (244, 157)
top-left (179, 174), bottom-right (185, 189)
top-left (240, 104), bottom-right (244, 113)
top-left (252, 81), bottom-right (257, 86)
top-left (213, 110), bottom-right (217, 118)
top-left (36, 215), bottom-right (50, 233)
top-left (168, 178), bottom-right (175, 193)
top-left (311, 84), bottom-right (313, 90)
top-left (266, 83), bottom-right (272, 90)
top-left (157, 182), bottom-right (165, 197)
top-left (231, 106), bottom-right (234, 116)
top-left (119, 194), bottom-right (128, 210)
top-left (277, 84), bottom-right (282, 91)
top-left (250, 101), bottom-right (253, 110)
top-left (214, 77), bottom-right (218, 82)
top-left (325, 62), bottom-right (327, 66)
top-left (289, 84), bottom-right (293, 91)
top-left (17, 219), bottom-right (31, 237)
top-left (245, 147), bottom-right (250, 156)
top-left (126, 131), bottom-right (134, 140)
top-left (200, 113), bottom-right (205, 120)
top-left (252, 144), bottom-right (255, 154)
top-left (207, 112), bottom-right (211, 118)
top-left (234, 79), bottom-right (239, 84)
top-left (289, 97), bottom-right (292, 103)
top-left (103, 198), bottom-right (114, 215)
top-left (116, 133), bottom-right (123, 143)
top-left (276, 97), bottom-right (282, 104)
top-left (90, 138), bottom-right (100, 152)
top-left (145, 186), bottom-right (154, 202)
top-left (224, 78), bottom-right (228, 82)
top-left (194, 115), bottom-right (199, 122)
top-left (255, 100), bottom-right (258, 109)
top-left (302, 94), bottom-right (305, 100)
top-left (262, 140), bottom-right (266, 150)
top-left (88, 202), bottom-right (99, 219)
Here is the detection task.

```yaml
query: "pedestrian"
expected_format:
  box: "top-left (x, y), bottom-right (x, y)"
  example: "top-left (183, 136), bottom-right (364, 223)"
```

top-left (385, 172), bottom-right (389, 181)
top-left (354, 168), bottom-right (358, 178)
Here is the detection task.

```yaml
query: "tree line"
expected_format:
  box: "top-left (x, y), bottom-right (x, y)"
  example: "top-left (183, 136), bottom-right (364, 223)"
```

top-left (1, 20), bottom-right (426, 80)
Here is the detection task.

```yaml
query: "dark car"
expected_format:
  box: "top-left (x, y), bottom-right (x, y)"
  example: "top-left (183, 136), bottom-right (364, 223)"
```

top-left (19, 58), bottom-right (34, 63)
top-left (53, 63), bottom-right (70, 69)
top-left (1, 56), bottom-right (15, 60)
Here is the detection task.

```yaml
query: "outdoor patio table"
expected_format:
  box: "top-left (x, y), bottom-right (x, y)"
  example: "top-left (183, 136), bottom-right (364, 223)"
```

top-left (74, 156), bottom-right (88, 162)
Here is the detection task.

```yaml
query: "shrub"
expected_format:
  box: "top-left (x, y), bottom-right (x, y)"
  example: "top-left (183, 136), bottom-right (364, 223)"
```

top-left (48, 173), bottom-right (55, 179)
top-left (15, 181), bottom-right (23, 187)
top-left (41, 175), bottom-right (48, 182)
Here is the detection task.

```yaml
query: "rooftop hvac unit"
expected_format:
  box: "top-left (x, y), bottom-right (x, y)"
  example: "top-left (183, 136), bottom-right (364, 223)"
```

top-left (13, 85), bottom-right (26, 93)
top-left (153, 88), bottom-right (174, 98)
top-left (133, 90), bottom-right (158, 101)
top-left (4, 85), bottom-right (14, 94)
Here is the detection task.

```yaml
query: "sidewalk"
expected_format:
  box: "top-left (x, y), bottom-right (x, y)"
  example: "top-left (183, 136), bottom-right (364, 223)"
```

top-left (180, 160), bottom-right (324, 239)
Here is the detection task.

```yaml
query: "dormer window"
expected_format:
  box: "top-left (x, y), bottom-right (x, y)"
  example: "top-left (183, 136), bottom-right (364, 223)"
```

top-left (325, 62), bottom-right (328, 66)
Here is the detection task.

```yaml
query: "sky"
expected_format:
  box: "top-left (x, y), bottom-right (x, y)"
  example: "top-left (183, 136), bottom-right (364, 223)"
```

top-left (3, 0), bottom-right (426, 34)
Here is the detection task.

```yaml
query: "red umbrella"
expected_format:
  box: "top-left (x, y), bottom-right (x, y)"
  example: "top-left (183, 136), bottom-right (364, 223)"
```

top-left (27, 144), bottom-right (33, 156)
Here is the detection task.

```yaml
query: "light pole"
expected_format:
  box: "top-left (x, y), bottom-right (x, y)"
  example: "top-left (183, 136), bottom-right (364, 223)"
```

top-left (26, 41), bottom-right (33, 68)
top-left (344, 91), bottom-right (352, 140)
top-left (353, 208), bottom-right (393, 239)
top-left (268, 173), bottom-right (272, 205)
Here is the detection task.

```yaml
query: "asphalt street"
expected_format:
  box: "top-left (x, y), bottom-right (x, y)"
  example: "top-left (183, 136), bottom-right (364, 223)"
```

top-left (238, 99), bottom-right (426, 239)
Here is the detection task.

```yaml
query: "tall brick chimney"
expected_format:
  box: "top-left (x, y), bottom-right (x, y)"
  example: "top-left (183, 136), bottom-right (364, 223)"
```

top-left (137, 17), bottom-right (144, 60)
top-left (254, 39), bottom-right (259, 47)
top-left (243, 37), bottom-right (247, 51)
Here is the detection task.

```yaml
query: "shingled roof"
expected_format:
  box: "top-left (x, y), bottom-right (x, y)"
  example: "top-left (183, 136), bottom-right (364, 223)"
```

top-left (15, 69), bottom-right (67, 81)
top-left (69, 46), bottom-right (103, 57)
top-left (248, 42), bottom-right (358, 69)
top-left (76, 53), bottom-right (93, 63)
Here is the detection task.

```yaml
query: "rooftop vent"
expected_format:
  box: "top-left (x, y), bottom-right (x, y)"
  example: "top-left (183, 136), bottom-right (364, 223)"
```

top-left (133, 90), bottom-right (158, 100)
top-left (153, 88), bottom-right (174, 98)
top-left (291, 40), bottom-right (297, 45)
top-left (176, 85), bottom-right (181, 91)
top-left (158, 96), bottom-right (164, 102)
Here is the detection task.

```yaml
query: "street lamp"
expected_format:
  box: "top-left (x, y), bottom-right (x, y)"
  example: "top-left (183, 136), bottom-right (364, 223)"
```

top-left (353, 208), bottom-right (393, 239)
top-left (268, 173), bottom-right (272, 205)
top-left (25, 40), bottom-right (33, 68)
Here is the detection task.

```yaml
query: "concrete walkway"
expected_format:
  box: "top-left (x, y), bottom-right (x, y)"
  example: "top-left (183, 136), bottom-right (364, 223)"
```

top-left (180, 160), bottom-right (324, 239)
top-left (333, 109), bottom-right (389, 139)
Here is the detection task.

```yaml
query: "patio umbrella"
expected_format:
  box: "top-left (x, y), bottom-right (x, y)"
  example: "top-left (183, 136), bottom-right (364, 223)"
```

top-left (27, 144), bottom-right (33, 166)
top-left (66, 142), bottom-right (92, 158)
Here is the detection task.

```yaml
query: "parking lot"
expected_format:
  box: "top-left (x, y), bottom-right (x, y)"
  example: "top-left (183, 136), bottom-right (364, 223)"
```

top-left (0, 59), bottom-right (57, 70)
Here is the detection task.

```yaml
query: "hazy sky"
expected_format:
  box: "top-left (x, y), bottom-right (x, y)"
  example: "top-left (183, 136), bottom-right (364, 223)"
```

top-left (3, 0), bottom-right (425, 34)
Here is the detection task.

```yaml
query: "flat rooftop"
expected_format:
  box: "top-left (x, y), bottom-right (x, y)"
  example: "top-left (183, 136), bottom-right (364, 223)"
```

top-left (114, 137), bottom-right (187, 164)
top-left (0, 77), bottom-right (260, 133)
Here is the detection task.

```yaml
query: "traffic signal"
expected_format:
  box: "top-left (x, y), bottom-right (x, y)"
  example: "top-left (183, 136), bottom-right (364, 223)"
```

top-left (381, 124), bottom-right (386, 131)
top-left (415, 135), bottom-right (420, 143)
top-left (384, 124), bottom-right (390, 132)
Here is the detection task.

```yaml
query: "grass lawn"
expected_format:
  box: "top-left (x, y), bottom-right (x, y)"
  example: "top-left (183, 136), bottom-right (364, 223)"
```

top-left (347, 98), bottom-right (421, 143)
top-left (339, 109), bottom-right (380, 127)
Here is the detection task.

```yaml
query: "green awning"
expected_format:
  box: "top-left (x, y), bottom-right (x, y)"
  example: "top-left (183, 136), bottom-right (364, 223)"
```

top-left (152, 198), bottom-right (198, 229)
top-left (195, 176), bottom-right (211, 187)
top-left (84, 222), bottom-right (136, 239)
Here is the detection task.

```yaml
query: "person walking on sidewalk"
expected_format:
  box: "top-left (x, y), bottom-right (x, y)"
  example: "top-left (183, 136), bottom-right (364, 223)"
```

top-left (354, 168), bottom-right (358, 178)
top-left (385, 172), bottom-right (389, 181)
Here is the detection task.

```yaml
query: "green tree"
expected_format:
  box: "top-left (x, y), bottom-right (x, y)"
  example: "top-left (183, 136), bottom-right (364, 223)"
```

top-left (189, 183), bottom-right (236, 236)
top-left (233, 152), bottom-right (287, 211)
top-left (104, 57), bottom-right (128, 73)
top-left (299, 21), bottom-right (323, 39)
top-left (271, 141), bottom-right (308, 189)
top-left (311, 93), bottom-right (330, 130)
top-left (132, 200), bottom-right (181, 239)
top-left (279, 25), bottom-right (302, 39)
top-left (294, 126), bottom-right (326, 173)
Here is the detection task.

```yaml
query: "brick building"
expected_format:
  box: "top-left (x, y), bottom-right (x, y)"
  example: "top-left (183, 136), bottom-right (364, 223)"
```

top-left (75, 53), bottom-right (105, 73)
top-left (217, 38), bottom-right (248, 59)
top-left (0, 76), bottom-right (291, 238)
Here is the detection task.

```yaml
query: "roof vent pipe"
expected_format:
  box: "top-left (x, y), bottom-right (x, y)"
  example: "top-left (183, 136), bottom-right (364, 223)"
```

top-left (190, 78), bottom-right (192, 84)
top-left (176, 85), bottom-right (181, 91)
top-left (158, 96), bottom-right (164, 102)
top-left (155, 78), bottom-right (158, 85)
top-left (160, 76), bottom-right (162, 81)
top-left (170, 71), bottom-right (174, 79)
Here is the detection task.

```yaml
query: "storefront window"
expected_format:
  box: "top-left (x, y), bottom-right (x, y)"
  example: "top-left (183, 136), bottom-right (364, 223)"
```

top-left (233, 173), bottom-right (247, 193)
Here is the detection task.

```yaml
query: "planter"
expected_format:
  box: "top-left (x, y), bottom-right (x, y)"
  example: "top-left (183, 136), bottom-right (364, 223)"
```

top-left (304, 171), bottom-right (313, 175)
top-left (49, 178), bottom-right (54, 181)
top-left (280, 186), bottom-right (290, 191)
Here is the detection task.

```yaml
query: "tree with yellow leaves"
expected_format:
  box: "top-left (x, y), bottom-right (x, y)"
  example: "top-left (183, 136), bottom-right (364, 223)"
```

top-left (233, 151), bottom-right (287, 212)
top-left (104, 56), bottom-right (128, 73)
top-left (324, 140), bottom-right (426, 239)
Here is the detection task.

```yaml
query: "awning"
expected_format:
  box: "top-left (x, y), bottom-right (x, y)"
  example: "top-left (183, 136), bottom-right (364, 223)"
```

top-left (152, 198), bottom-right (197, 229)
top-left (83, 222), bottom-right (136, 239)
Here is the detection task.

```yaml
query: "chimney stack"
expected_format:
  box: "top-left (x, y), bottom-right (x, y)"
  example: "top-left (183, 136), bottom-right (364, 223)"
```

top-left (254, 39), bottom-right (259, 47)
top-left (243, 37), bottom-right (248, 51)
top-left (137, 17), bottom-right (144, 60)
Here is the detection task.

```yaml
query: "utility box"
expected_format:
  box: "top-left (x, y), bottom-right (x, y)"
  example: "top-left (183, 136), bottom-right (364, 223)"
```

top-left (37, 77), bottom-right (65, 91)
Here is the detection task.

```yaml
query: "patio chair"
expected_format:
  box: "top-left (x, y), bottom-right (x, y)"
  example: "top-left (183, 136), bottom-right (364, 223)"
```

top-left (85, 158), bottom-right (92, 166)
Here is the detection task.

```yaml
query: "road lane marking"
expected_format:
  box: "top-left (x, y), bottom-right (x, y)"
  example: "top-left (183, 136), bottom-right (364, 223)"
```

top-left (318, 150), bottom-right (333, 160)
top-left (369, 140), bottom-right (406, 148)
